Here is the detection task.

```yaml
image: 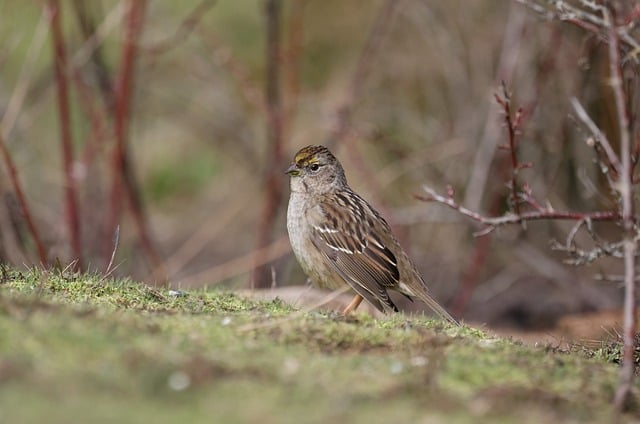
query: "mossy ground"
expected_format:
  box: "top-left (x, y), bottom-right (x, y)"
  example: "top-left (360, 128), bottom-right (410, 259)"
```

top-left (0, 268), bottom-right (637, 423)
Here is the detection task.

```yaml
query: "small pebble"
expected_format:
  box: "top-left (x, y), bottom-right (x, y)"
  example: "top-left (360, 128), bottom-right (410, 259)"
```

top-left (168, 290), bottom-right (188, 298)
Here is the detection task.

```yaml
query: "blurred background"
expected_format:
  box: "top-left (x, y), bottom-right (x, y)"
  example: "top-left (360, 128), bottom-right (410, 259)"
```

top-left (0, 0), bottom-right (626, 330)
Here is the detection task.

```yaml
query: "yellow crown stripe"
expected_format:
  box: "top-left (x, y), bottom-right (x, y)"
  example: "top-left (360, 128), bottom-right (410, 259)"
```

top-left (295, 146), bottom-right (324, 165)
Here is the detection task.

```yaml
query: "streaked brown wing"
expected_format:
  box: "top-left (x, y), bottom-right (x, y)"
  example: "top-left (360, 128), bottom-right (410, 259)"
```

top-left (308, 198), bottom-right (401, 312)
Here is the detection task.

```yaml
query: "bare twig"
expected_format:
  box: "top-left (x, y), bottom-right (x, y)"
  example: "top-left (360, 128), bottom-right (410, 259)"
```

top-left (47, 0), bottom-right (83, 270)
top-left (495, 82), bottom-right (525, 215)
top-left (417, 186), bottom-right (618, 234)
top-left (565, 218), bottom-right (587, 250)
top-left (105, 1), bottom-right (140, 260)
top-left (604, 5), bottom-right (637, 410)
top-left (106, 0), bottom-right (165, 280)
top-left (571, 97), bottom-right (621, 174)
top-left (552, 233), bottom-right (640, 266)
top-left (0, 135), bottom-right (48, 265)
top-left (253, 0), bottom-right (285, 288)
top-left (70, 1), bottom-right (125, 73)
top-left (516, 0), bottom-right (640, 54)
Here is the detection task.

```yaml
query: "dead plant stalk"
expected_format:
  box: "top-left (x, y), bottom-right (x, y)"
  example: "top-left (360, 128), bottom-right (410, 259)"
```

top-left (47, 0), bottom-right (83, 269)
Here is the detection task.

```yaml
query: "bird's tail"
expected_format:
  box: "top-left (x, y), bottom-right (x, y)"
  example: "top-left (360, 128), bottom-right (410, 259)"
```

top-left (399, 281), bottom-right (459, 325)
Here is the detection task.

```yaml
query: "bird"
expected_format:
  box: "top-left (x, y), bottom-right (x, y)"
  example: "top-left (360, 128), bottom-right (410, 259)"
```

top-left (285, 145), bottom-right (457, 323)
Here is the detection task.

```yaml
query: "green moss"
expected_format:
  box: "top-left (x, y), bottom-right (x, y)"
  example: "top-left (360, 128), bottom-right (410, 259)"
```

top-left (0, 267), bottom-right (636, 423)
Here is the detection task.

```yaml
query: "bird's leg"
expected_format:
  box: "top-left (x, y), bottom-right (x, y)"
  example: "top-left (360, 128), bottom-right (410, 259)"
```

top-left (342, 294), bottom-right (363, 315)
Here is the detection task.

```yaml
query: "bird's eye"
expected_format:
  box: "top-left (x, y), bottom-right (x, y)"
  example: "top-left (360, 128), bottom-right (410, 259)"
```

top-left (309, 163), bottom-right (320, 172)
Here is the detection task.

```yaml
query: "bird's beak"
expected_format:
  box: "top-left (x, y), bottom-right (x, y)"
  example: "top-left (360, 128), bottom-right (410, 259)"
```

top-left (285, 162), bottom-right (300, 176)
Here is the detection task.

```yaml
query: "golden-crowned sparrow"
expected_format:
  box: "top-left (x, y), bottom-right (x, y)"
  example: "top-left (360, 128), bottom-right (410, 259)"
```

top-left (286, 145), bottom-right (456, 323)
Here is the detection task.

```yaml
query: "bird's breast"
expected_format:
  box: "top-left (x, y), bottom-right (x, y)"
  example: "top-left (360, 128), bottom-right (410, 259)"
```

top-left (286, 192), bottom-right (314, 262)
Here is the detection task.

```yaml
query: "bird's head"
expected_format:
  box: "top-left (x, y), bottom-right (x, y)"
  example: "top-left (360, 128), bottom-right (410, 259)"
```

top-left (285, 145), bottom-right (347, 194)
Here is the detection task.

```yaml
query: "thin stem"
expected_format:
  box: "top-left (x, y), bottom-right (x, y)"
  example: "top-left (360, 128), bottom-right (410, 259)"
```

top-left (417, 186), bottom-right (619, 231)
top-left (0, 135), bottom-right (48, 265)
top-left (495, 83), bottom-right (523, 215)
top-left (47, 0), bottom-right (83, 269)
top-left (253, 0), bottom-right (285, 288)
top-left (605, 5), bottom-right (637, 410)
top-left (571, 97), bottom-right (621, 174)
top-left (105, 0), bottom-right (153, 266)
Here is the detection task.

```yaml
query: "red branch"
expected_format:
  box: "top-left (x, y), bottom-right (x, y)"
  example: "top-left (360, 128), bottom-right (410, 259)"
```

top-left (106, 0), bottom-right (162, 272)
top-left (47, 0), bottom-right (83, 269)
top-left (0, 136), bottom-right (48, 265)
top-left (495, 82), bottom-right (524, 216)
top-left (253, 0), bottom-right (285, 288)
top-left (107, 0), bottom-right (141, 245)
top-left (416, 187), bottom-right (619, 235)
